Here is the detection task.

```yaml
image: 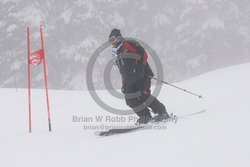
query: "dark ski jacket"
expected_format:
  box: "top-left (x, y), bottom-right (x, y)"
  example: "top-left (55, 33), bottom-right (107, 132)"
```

top-left (113, 38), bottom-right (154, 92)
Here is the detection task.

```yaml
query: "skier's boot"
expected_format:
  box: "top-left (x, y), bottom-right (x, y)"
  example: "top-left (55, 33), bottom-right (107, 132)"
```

top-left (135, 115), bottom-right (153, 126)
top-left (154, 112), bottom-right (178, 123)
top-left (154, 111), bottom-right (171, 123)
top-left (134, 108), bottom-right (153, 126)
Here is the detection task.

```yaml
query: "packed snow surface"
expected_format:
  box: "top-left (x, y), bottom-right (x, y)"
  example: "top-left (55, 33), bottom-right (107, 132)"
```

top-left (0, 63), bottom-right (249, 167)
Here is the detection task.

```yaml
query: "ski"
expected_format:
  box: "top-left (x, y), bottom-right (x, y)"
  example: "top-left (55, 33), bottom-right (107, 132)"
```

top-left (94, 110), bottom-right (205, 137)
top-left (94, 126), bottom-right (145, 137)
top-left (94, 114), bottom-right (178, 137)
top-left (178, 109), bottom-right (206, 119)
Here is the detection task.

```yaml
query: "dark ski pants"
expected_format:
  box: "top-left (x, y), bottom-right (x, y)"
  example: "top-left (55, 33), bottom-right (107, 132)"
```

top-left (123, 82), bottom-right (167, 118)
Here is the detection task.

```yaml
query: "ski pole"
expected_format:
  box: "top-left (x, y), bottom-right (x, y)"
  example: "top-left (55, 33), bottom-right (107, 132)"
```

top-left (147, 75), bottom-right (204, 99)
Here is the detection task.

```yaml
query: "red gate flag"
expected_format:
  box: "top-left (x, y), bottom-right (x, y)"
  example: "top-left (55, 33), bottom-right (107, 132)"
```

top-left (29, 49), bottom-right (44, 66)
top-left (27, 25), bottom-right (52, 133)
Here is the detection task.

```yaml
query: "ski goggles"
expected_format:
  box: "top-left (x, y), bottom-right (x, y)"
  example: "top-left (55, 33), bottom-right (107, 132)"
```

top-left (108, 36), bottom-right (118, 44)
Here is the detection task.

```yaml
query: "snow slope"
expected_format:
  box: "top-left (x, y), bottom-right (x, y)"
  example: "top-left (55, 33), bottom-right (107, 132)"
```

top-left (0, 63), bottom-right (250, 167)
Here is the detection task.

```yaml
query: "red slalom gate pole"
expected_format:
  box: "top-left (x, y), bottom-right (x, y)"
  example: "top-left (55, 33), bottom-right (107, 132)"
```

top-left (40, 25), bottom-right (52, 132)
top-left (27, 27), bottom-right (32, 133)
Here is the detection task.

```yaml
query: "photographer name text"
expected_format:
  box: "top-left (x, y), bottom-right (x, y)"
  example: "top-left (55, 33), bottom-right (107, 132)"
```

top-left (72, 115), bottom-right (138, 123)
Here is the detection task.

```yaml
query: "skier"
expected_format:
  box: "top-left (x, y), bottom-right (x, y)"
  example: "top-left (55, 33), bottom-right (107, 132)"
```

top-left (108, 28), bottom-right (170, 125)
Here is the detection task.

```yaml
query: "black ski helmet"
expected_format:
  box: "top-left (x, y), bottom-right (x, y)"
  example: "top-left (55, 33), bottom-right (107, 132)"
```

top-left (109, 28), bottom-right (122, 38)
